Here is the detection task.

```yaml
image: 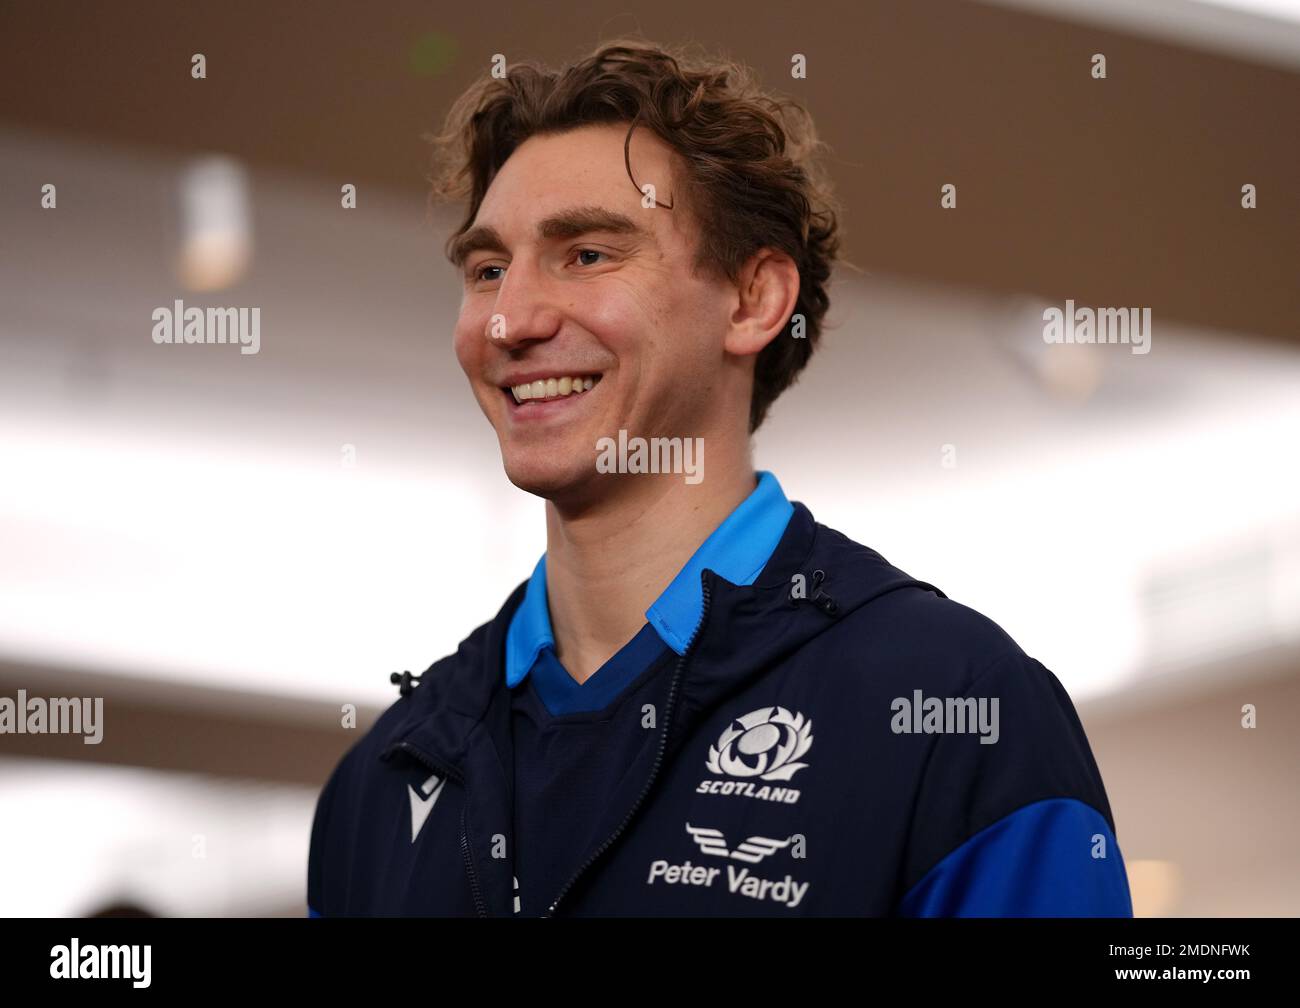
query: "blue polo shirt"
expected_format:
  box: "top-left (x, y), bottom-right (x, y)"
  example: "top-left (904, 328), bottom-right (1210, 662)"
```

top-left (507, 471), bottom-right (794, 914)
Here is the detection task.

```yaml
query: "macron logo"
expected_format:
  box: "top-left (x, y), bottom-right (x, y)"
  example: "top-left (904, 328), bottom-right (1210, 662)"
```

top-left (50, 940), bottom-right (150, 988)
top-left (408, 772), bottom-right (445, 842)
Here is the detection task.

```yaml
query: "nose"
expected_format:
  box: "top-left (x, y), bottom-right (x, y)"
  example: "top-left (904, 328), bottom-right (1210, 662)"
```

top-left (483, 254), bottom-right (562, 350)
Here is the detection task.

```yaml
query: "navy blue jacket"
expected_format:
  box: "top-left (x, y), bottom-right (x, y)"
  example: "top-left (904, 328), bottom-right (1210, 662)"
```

top-left (307, 501), bottom-right (1132, 916)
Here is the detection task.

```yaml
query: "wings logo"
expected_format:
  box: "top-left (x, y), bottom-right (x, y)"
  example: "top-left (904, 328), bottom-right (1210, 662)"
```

top-left (685, 823), bottom-right (792, 864)
top-left (706, 706), bottom-right (812, 781)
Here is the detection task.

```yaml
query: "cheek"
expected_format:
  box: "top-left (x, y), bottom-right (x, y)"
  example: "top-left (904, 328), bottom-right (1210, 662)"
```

top-left (585, 272), bottom-right (721, 380)
top-left (657, 286), bottom-right (727, 371)
top-left (452, 313), bottom-right (482, 372)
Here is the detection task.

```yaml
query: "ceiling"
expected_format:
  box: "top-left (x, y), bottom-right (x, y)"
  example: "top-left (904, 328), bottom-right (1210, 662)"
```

top-left (3, 0), bottom-right (1297, 343)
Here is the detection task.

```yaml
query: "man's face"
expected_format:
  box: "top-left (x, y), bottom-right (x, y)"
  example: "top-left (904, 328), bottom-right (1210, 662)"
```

top-left (451, 123), bottom-right (736, 503)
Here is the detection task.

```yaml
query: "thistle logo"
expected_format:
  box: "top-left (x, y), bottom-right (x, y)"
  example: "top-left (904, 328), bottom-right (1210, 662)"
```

top-left (697, 706), bottom-right (812, 804)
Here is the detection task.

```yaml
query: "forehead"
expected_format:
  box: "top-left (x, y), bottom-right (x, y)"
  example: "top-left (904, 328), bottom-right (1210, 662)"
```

top-left (472, 123), bottom-right (691, 246)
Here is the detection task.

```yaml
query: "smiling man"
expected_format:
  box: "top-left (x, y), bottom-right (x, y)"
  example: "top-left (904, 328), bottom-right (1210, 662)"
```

top-left (307, 39), bottom-right (1133, 918)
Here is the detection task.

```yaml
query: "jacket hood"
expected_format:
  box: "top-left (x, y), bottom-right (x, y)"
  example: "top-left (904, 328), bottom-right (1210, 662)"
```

top-left (379, 500), bottom-right (947, 775)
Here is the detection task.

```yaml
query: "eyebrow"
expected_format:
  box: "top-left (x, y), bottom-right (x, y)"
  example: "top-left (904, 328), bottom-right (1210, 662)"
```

top-left (448, 206), bottom-right (653, 268)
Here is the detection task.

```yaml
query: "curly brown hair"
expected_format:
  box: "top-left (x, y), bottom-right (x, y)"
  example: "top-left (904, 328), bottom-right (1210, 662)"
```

top-left (427, 38), bottom-right (841, 433)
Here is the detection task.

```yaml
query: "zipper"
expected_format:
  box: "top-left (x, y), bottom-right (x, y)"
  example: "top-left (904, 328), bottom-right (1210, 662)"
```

top-left (543, 574), bottom-right (715, 917)
top-left (458, 805), bottom-right (486, 918)
top-left (392, 740), bottom-right (488, 918)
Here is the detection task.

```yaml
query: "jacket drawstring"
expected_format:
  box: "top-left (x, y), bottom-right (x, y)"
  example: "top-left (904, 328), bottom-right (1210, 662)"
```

top-left (791, 568), bottom-right (839, 616)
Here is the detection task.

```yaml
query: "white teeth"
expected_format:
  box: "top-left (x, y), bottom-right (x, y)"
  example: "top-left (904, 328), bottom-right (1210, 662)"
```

top-left (509, 374), bottom-right (600, 404)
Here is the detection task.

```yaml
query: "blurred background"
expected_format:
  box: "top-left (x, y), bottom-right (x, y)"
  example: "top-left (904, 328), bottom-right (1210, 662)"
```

top-left (1, 0), bottom-right (1297, 917)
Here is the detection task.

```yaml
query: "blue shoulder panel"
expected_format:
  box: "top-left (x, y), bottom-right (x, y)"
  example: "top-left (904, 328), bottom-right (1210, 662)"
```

top-left (899, 797), bottom-right (1133, 917)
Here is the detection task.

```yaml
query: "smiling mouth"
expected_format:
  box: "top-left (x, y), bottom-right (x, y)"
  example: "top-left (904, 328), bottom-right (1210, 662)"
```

top-left (503, 374), bottom-right (602, 405)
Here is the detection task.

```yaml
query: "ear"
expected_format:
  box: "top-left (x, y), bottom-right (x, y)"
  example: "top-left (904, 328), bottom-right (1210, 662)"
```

top-left (723, 248), bottom-right (801, 358)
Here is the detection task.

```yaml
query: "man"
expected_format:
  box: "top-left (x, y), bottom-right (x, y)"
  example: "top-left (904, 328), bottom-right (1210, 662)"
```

top-left (307, 39), bottom-right (1132, 917)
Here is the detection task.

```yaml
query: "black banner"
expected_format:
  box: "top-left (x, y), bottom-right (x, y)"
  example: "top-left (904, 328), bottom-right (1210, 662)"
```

top-left (0, 917), bottom-right (1280, 994)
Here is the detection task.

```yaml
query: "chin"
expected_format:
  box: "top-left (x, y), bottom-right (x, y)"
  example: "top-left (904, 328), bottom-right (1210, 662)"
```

top-left (499, 445), bottom-right (599, 503)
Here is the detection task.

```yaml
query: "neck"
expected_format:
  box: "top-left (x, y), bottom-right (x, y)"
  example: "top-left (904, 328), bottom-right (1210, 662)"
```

top-left (542, 452), bottom-right (756, 685)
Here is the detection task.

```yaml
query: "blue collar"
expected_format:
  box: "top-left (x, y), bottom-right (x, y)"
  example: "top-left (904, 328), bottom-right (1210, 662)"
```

top-left (504, 470), bottom-right (794, 687)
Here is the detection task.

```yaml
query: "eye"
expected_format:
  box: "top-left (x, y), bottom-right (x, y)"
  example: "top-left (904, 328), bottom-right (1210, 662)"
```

top-left (472, 264), bottom-right (504, 283)
top-left (572, 248), bottom-right (607, 267)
